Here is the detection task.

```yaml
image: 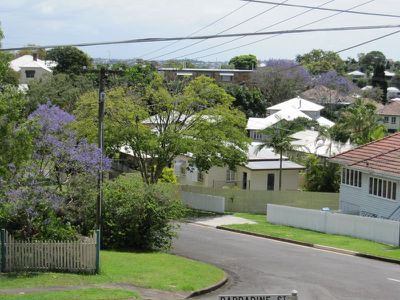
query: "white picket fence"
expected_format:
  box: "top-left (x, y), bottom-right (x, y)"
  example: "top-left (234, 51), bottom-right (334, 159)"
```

top-left (1, 230), bottom-right (99, 273)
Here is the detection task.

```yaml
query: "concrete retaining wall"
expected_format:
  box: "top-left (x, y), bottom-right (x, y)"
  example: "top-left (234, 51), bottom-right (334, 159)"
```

top-left (181, 191), bottom-right (225, 213)
top-left (268, 204), bottom-right (400, 246)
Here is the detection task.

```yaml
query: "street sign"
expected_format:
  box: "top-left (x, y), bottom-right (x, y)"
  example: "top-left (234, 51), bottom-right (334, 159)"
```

top-left (218, 291), bottom-right (298, 300)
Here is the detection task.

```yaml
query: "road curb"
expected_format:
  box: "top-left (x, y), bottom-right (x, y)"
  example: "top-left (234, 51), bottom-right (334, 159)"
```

top-left (217, 226), bottom-right (400, 265)
top-left (186, 274), bottom-right (229, 298)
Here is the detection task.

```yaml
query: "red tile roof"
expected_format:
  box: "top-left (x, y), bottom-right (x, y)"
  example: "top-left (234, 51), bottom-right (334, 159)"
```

top-left (331, 132), bottom-right (400, 177)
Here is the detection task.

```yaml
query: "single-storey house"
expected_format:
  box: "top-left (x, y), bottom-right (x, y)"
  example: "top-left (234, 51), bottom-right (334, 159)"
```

top-left (174, 142), bottom-right (305, 191)
top-left (331, 132), bottom-right (400, 221)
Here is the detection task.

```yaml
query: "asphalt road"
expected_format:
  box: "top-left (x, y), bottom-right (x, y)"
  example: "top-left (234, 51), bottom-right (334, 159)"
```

top-left (172, 223), bottom-right (400, 300)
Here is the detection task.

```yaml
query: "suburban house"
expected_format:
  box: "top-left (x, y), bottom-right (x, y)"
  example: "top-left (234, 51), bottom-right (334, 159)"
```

top-left (300, 85), bottom-right (355, 108)
top-left (387, 86), bottom-right (400, 101)
top-left (246, 97), bottom-right (347, 159)
top-left (174, 142), bottom-right (305, 191)
top-left (290, 130), bottom-right (353, 159)
top-left (331, 132), bottom-right (400, 221)
top-left (158, 67), bottom-right (253, 83)
top-left (347, 70), bottom-right (367, 80)
top-left (10, 54), bottom-right (56, 85)
top-left (378, 101), bottom-right (400, 133)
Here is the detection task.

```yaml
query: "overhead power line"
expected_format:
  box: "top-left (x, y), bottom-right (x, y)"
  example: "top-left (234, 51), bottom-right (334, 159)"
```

top-left (148, 0), bottom-right (290, 60)
top-left (241, 0), bottom-right (400, 18)
top-left (138, 1), bottom-right (251, 58)
top-left (2, 24), bottom-right (400, 52)
top-left (172, 0), bottom-right (337, 60)
top-left (192, 0), bottom-right (375, 60)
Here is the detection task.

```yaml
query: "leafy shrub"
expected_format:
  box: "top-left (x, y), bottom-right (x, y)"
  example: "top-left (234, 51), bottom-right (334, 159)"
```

top-left (160, 167), bottom-right (177, 184)
top-left (102, 174), bottom-right (184, 250)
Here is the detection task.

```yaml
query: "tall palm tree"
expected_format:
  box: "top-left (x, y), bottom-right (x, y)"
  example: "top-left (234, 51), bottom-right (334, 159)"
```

top-left (258, 123), bottom-right (294, 191)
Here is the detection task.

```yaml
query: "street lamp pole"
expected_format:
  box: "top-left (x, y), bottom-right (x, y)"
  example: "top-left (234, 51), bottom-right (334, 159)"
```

top-left (96, 67), bottom-right (106, 231)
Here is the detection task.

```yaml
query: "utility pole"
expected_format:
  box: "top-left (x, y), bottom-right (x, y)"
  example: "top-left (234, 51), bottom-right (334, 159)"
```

top-left (96, 67), bottom-right (106, 231)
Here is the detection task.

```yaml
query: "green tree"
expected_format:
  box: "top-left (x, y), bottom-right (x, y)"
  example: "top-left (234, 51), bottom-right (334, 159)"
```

top-left (0, 26), bottom-right (19, 86)
top-left (223, 84), bottom-right (267, 118)
top-left (0, 87), bottom-right (34, 179)
top-left (229, 54), bottom-right (257, 70)
top-left (16, 45), bottom-right (47, 60)
top-left (296, 49), bottom-right (346, 75)
top-left (359, 51), bottom-right (386, 73)
top-left (258, 122), bottom-right (294, 191)
top-left (74, 76), bottom-right (250, 184)
top-left (46, 46), bottom-right (92, 74)
top-left (303, 154), bottom-right (340, 192)
top-left (371, 64), bottom-right (388, 102)
top-left (333, 99), bottom-right (386, 145)
top-left (162, 59), bottom-right (196, 68)
top-left (27, 73), bottom-right (95, 113)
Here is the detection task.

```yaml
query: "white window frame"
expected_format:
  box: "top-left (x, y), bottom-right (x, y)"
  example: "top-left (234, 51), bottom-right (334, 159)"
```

top-left (368, 176), bottom-right (397, 200)
top-left (384, 116), bottom-right (389, 123)
top-left (226, 169), bottom-right (236, 182)
top-left (250, 131), bottom-right (263, 140)
top-left (391, 116), bottom-right (396, 124)
top-left (341, 167), bottom-right (362, 188)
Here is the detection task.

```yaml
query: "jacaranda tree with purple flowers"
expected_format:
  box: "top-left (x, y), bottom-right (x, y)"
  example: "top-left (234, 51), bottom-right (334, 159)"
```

top-left (0, 101), bottom-right (111, 239)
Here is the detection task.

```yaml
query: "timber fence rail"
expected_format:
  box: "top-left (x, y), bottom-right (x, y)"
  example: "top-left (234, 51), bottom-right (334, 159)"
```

top-left (0, 229), bottom-right (99, 273)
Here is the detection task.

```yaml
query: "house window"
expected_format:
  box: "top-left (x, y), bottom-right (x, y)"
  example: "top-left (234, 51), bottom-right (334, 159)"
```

top-left (384, 116), bottom-right (389, 123)
top-left (267, 174), bottom-right (275, 191)
top-left (250, 131), bottom-right (263, 140)
top-left (369, 176), bottom-right (397, 200)
top-left (226, 169), bottom-right (236, 182)
top-left (220, 75), bottom-right (233, 82)
top-left (342, 168), bottom-right (362, 187)
top-left (25, 70), bottom-right (35, 78)
top-left (391, 117), bottom-right (396, 124)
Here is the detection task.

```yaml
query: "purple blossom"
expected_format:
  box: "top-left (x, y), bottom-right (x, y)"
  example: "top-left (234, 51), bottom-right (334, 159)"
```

top-left (314, 70), bottom-right (356, 94)
top-left (264, 59), bottom-right (311, 83)
top-left (29, 102), bottom-right (75, 134)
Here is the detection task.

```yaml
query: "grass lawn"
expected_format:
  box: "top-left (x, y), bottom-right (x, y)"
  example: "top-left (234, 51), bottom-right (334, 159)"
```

top-left (225, 213), bottom-right (400, 260)
top-left (0, 251), bottom-right (225, 292)
top-left (0, 288), bottom-right (138, 300)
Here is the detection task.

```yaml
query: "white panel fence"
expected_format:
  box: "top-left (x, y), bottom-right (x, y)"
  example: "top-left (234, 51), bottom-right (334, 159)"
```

top-left (181, 191), bottom-right (225, 213)
top-left (268, 204), bottom-right (400, 246)
top-left (0, 229), bottom-right (99, 273)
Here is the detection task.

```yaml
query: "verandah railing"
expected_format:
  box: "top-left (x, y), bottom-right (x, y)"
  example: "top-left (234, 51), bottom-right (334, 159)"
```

top-left (0, 229), bottom-right (100, 274)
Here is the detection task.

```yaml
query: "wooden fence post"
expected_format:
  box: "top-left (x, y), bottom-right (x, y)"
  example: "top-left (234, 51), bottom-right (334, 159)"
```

top-left (95, 230), bottom-right (100, 274)
top-left (1, 229), bottom-right (6, 272)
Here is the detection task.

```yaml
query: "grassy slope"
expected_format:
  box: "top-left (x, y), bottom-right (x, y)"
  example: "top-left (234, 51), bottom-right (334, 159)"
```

top-left (0, 251), bottom-right (224, 292)
top-left (225, 213), bottom-right (400, 260)
top-left (0, 288), bottom-right (138, 300)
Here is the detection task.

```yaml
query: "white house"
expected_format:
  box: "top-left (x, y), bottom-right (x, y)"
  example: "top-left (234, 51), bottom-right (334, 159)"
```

top-left (347, 70), bottom-right (366, 79)
top-left (10, 54), bottom-right (56, 84)
top-left (174, 142), bottom-right (305, 191)
top-left (290, 130), bottom-right (353, 158)
top-left (331, 132), bottom-right (400, 221)
top-left (247, 97), bottom-right (334, 140)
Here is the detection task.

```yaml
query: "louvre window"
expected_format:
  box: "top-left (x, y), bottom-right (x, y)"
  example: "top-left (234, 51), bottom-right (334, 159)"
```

top-left (342, 168), bottom-right (362, 187)
top-left (369, 176), bottom-right (397, 200)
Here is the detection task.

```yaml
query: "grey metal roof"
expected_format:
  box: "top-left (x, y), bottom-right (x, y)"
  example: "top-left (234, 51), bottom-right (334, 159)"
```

top-left (245, 160), bottom-right (305, 170)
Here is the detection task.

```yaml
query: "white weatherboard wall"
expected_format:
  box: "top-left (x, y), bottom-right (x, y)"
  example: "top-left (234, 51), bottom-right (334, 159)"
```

top-left (268, 204), bottom-right (400, 246)
top-left (181, 191), bottom-right (225, 213)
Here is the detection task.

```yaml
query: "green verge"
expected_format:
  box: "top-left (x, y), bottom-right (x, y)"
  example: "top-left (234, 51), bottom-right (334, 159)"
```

top-left (0, 288), bottom-right (138, 300)
top-left (224, 213), bottom-right (400, 260)
top-left (0, 251), bottom-right (224, 292)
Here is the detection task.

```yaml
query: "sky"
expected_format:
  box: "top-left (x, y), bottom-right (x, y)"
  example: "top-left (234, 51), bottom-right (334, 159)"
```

top-left (1, 0), bottom-right (400, 62)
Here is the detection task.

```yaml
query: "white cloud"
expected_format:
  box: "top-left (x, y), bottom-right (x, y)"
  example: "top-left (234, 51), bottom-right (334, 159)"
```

top-left (1, 0), bottom-right (399, 60)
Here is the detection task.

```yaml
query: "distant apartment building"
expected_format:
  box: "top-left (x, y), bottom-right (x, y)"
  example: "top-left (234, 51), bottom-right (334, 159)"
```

top-left (158, 68), bottom-right (253, 84)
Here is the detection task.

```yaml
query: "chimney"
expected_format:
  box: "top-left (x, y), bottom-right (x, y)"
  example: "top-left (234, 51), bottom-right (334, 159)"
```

top-left (33, 53), bottom-right (38, 61)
